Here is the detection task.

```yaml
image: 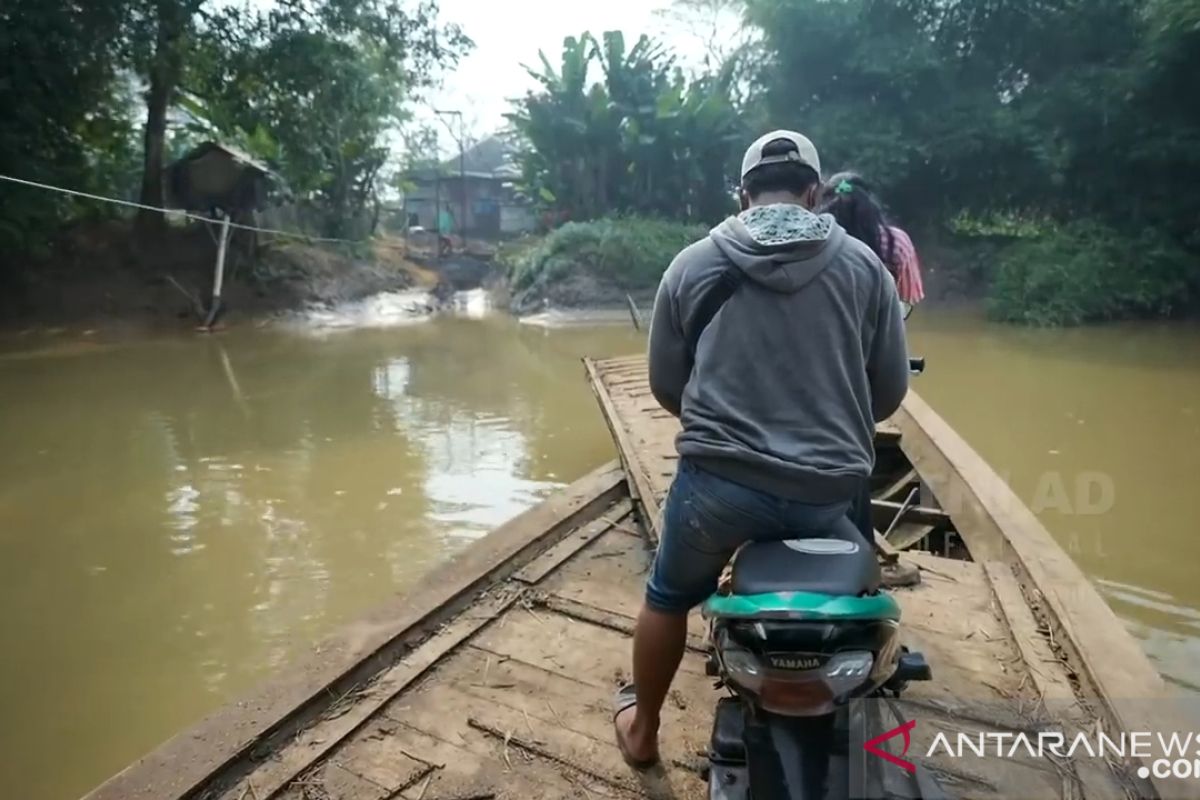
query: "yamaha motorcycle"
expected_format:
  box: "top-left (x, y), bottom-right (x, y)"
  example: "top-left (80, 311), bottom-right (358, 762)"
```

top-left (702, 336), bottom-right (943, 799)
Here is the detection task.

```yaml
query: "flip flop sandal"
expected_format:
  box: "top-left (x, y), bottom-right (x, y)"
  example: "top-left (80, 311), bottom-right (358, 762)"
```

top-left (612, 684), bottom-right (660, 770)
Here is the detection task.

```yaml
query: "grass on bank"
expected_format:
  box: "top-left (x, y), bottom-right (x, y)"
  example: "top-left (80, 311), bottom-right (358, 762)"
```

top-left (503, 217), bottom-right (707, 294)
top-left (984, 221), bottom-right (1194, 326)
top-left (500, 213), bottom-right (1195, 327)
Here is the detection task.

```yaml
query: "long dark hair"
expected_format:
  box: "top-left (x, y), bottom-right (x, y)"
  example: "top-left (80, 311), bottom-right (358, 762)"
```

top-left (818, 172), bottom-right (896, 275)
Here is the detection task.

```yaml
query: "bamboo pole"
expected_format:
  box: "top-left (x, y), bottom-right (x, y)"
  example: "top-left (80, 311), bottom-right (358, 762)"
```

top-left (200, 213), bottom-right (232, 330)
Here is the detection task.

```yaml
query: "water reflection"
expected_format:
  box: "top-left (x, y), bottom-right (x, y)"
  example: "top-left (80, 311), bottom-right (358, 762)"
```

top-left (371, 352), bottom-right (560, 540)
top-left (290, 290), bottom-right (436, 330)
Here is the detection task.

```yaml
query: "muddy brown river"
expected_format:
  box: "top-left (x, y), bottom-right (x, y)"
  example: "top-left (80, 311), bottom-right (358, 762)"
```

top-left (2, 301), bottom-right (1199, 800)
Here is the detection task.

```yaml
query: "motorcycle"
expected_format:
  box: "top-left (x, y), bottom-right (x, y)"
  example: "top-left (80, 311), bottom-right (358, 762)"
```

top-left (701, 345), bottom-right (939, 800)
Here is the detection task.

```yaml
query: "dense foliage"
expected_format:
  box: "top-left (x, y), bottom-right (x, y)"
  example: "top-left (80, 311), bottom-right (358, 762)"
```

top-left (0, 2), bottom-right (136, 256)
top-left (506, 31), bottom-right (745, 224)
top-left (748, 0), bottom-right (1197, 224)
top-left (988, 222), bottom-right (1193, 326)
top-left (508, 0), bottom-right (1199, 324)
top-left (188, 1), bottom-right (469, 237)
top-left (0, 0), bottom-right (466, 260)
top-left (506, 217), bottom-right (706, 294)
top-left (745, 0), bottom-right (1200, 323)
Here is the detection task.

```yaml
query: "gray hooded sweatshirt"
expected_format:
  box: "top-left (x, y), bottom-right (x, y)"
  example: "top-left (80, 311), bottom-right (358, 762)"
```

top-left (648, 203), bottom-right (909, 503)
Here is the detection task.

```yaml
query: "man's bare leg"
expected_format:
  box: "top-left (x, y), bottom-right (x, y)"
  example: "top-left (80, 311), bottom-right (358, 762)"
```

top-left (615, 602), bottom-right (689, 762)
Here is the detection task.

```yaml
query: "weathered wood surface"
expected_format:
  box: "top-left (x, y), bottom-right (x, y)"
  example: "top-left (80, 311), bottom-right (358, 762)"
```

top-left (584, 356), bottom-right (665, 540)
top-left (205, 506), bottom-right (716, 800)
top-left (584, 355), bottom-right (1138, 800)
top-left (188, 496), bottom-right (1113, 800)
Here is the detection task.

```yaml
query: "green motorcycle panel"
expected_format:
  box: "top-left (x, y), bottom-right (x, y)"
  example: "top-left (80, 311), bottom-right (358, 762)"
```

top-left (702, 590), bottom-right (901, 621)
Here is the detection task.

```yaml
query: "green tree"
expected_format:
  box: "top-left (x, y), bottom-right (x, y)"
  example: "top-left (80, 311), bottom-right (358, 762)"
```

top-left (507, 31), bottom-right (744, 224)
top-left (123, 1), bottom-right (207, 236)
top-left (741, 0), bottom-right (1198, 322)
top-left (188, 0), bottom-right (469, 237)
top-left (0, 1), bottom-right (136, 257)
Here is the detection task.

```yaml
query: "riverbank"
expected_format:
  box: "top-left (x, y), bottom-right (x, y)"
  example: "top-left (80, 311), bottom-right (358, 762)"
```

top-left (500, 216), bottom-right (1200, 323)
top-left (10, 215), bottom-right (1179, 335)
top-left (0, 220), bottom-right (486, 333)
top-left (498, 217), bottom-right (999, 317)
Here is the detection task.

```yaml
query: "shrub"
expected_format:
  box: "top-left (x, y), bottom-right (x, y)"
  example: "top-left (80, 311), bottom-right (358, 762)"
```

top-left (948, 210), bottom-right (1050, 240)
top-left (507, 217), bottom-right (707, 293)
top-left (986, 221), bottom-right (1194, 326)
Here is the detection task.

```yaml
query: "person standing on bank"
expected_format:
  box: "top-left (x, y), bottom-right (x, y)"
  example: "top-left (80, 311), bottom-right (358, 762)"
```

top-left (612, 131), bottom-right (910, 769)
top-left (437, 204), bottom-right (455, 256)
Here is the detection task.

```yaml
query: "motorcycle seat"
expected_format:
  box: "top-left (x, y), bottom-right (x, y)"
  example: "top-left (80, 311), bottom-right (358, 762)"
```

top-left (730, 516), bottom-right (882, 597)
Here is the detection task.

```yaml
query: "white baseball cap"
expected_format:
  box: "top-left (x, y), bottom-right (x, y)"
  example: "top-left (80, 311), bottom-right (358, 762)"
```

top-left (740, 130), bottom-right (822, 181)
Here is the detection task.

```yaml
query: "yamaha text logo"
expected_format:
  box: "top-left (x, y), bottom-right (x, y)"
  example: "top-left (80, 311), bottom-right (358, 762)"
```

top-left (766, 653), bottom-right (823, 670)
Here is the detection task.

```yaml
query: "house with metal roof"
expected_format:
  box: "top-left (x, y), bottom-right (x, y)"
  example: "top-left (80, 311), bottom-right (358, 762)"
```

top-left (402, 135), bottom-right (534, 239)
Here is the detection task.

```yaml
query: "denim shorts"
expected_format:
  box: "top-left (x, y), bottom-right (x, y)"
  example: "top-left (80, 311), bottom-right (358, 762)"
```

top-left (645, 459), bottom-right (852, 614)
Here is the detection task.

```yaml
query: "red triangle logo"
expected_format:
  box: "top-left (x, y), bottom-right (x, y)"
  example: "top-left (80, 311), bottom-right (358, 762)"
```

top-left (863, 718), bottom-right (917, 773)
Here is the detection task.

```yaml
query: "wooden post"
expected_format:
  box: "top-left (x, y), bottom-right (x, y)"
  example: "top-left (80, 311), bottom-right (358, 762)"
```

top-left (625, 293), bottom-right (642, 331)
top-left (201, 213), bottom-right (232, 331)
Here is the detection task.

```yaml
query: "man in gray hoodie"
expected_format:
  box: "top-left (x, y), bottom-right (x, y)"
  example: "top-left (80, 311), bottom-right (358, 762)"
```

top-left (613, 130), bottom-right (909, 768)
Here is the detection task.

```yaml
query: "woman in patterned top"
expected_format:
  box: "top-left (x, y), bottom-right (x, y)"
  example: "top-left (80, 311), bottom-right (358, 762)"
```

top-left (819, 171), bottom-right (924, 305)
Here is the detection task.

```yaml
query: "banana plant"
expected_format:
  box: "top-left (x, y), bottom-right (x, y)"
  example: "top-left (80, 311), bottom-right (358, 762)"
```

top-left (507, 29), bottom-right (745, 224)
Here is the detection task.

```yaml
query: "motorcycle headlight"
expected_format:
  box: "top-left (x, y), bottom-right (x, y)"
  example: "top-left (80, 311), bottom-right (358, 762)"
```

top-left (823, 651), bottom-right (875, 695)
top-left (721, 645), bottom-right (764, 693)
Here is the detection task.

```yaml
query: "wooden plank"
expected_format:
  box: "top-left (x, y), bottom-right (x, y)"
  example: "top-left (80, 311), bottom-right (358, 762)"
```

top-left (871, 499), bottom-right (952, 529)
top-left (446, 647), bottom-right (711, 788)
top-left (471, 607), bottom-right (710, 682)
top-left (981, 564), bottom-right (1127, 799)
top-left (584, 358), bottom-right (663, 542)
top-left (874, 467), bottom-right (918, 501)
top-left (214, 588), bottom-right (525, 800)
top-left (323, 718), bottom-right (438, 800)
top-left (514, 501), bottom-right (632, 584)
top-left (532, 592), bottom-right (710, 654)
top-left (84, 461), bottom-right (626, 800)
top-left (903, 713), bottom-right (1067, 799)
top-left (373, 702), bottom-right (594, 798)
top-left (983, 561), bottom-right (1078, 707)
top-left (544, 571), bottom-right (710, 645)
top-left (275, 759), bottom-right (387, 800)
top-left (887, 522), bottom-right (935, 551)
top-left (985, 564), bottom-right (1129, 800)
top-left (532, 525), bottom-right (712, 643)
top-left (464, 709), bottom-right (662, 798)
top-left (896, 390), bottom-right (1192, 799)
